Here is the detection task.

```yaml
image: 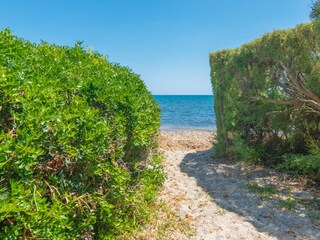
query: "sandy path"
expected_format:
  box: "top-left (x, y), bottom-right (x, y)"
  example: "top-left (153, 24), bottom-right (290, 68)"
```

top-left (159, 131), bottom-right (320, 240)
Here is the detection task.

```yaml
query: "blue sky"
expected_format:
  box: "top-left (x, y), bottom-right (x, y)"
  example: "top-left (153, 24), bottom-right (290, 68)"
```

top-left (0, 0), bottom-right (312, 94)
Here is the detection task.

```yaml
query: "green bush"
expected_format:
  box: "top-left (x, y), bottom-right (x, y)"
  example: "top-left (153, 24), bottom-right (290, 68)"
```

top-left (278, 153), bottom-right (320, 177)
top-left (210, 22), bottom-right (320, 177)
top-left (0, 29), bottom-right (164, 239)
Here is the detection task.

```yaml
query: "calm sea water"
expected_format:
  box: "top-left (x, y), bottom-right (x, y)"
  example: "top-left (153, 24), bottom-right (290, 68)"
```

top-left (153, 95), bottom-right (216, 131)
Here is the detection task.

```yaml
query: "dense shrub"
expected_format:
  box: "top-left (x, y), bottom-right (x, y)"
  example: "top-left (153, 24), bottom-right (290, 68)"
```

top-left (0, 29), bottom-right (164, 239)
top-left (311, 0), bottom-right (320, 21)
top-left (210, 22), bottom-right (320, 177)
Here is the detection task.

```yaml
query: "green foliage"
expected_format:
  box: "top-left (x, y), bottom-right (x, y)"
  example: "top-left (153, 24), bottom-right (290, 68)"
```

top-left (277, 196), bottom-right (298, 211)
top-left (210, 22), bottom-right (320, 178)
top-left (278, 153), bottom-right (320, 177)
top-left (0, 29), bottom-right (163, 239)
top-left (247, 182), bottom-right (279, 199)
top-left (311, 0), bottom-right (320, 21)
top-left (229, 135), bottom-right (260, 162)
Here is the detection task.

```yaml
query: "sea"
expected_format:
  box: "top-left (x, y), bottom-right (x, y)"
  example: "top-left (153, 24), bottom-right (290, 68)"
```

top-left (153, 95), bottom-right (216, 131)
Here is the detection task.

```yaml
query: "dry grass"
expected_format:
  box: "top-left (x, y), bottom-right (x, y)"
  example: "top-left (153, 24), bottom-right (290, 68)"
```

top-left (119, 197), bottom-right (195, 240)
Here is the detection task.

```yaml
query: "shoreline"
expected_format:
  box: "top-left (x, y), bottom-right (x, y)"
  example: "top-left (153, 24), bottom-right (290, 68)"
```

top-left (159, 129), bottom-right (215, 151)
top-left (160, 127), bottom-right (216, 133)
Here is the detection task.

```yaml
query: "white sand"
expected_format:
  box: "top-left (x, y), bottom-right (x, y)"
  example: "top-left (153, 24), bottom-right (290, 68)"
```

top-left (159, 131), bottom-right (320, 240)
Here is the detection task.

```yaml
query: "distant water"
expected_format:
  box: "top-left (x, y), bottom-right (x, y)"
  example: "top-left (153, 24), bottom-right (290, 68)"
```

top-left (153, 95), bottom-right (216, 131)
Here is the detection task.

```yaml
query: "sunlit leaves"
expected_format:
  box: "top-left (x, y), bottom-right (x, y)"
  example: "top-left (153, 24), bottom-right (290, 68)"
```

top-left (210, 22), bottom-right (320, 172)
top-left (0, 29), bottom-right (163, 239)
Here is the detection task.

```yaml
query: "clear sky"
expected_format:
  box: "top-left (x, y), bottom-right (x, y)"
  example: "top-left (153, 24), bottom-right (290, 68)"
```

top-left (0, 0), bottom-right (312, 95)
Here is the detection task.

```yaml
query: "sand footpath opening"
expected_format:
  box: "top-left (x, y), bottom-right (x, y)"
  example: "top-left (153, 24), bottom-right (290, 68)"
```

top-left (159, 131), bottom-right (320, 240)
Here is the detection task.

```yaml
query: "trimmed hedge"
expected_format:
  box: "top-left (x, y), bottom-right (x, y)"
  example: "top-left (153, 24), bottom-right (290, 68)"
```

top-left (210, 22), bottom-right (320, 176)
top-left (0, 29), bottom-right (164, 239)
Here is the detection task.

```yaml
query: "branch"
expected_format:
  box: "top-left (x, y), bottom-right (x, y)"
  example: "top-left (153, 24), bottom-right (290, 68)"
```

top-left (279, 62), bottom-right (320, 103)
top-left (253, 96), bottom-right (320, 113)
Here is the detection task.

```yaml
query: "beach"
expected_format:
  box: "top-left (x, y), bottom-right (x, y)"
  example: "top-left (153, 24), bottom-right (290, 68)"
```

top-left (158, 130), bottom-right (320, 240)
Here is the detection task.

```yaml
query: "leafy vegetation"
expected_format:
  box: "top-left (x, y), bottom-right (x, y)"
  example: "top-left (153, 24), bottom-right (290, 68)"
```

top-left (310, 0), bottom-right (320, 21)
top-left (276, 196), bottom-right (298, 211)
top-left (247, 182), bottom-right (279, 199)
top-left (0, 29), bottom-right (164, 239)
top-left (210, 19), bottom-right (320, 178)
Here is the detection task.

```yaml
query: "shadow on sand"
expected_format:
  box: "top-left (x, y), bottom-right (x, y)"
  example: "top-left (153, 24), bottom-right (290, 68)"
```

top-left (179, 148), bottom-right (319, 240)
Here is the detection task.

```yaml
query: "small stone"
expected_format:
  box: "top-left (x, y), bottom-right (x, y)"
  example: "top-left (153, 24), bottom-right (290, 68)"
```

top-left (223, 192), bottom-right (229, 198)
